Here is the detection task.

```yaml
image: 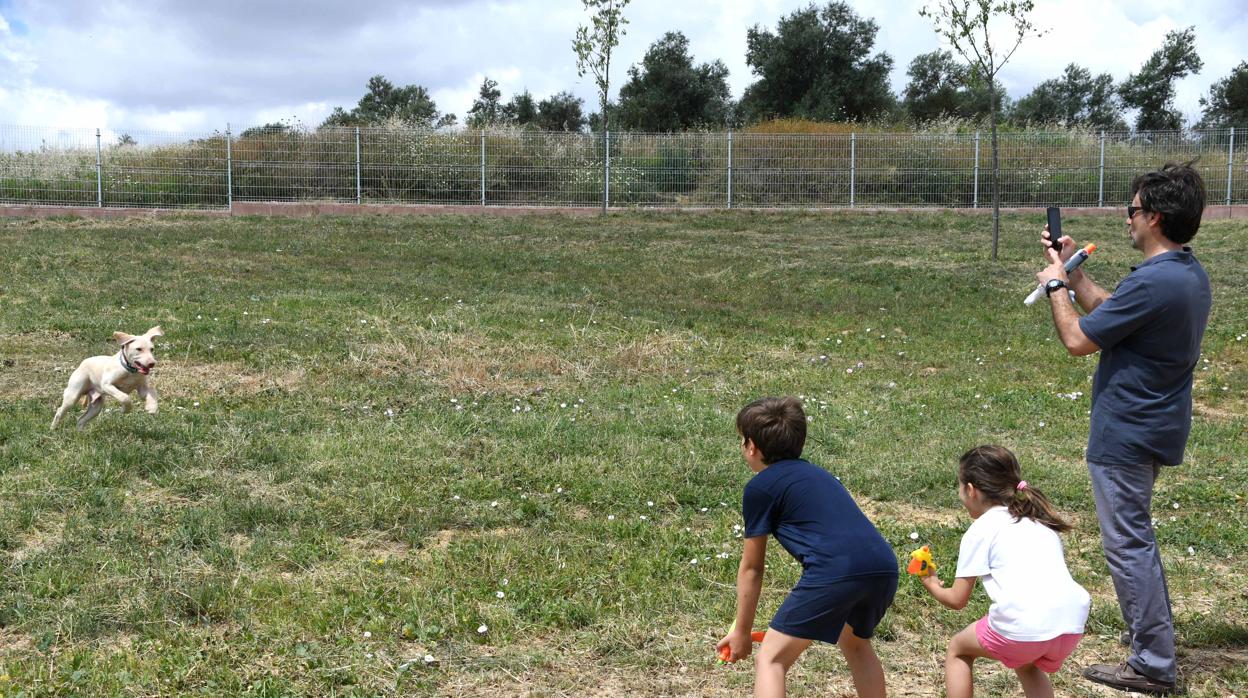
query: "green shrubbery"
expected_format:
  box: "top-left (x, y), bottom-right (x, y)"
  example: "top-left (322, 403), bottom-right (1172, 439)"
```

top-left (1, 119), bottom-right (1240, 209)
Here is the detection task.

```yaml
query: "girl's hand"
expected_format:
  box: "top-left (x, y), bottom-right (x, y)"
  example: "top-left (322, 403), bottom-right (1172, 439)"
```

top-left (716, 630), bottom-right (752, 663)
top-left (920, 573), bottom-right (944, 594)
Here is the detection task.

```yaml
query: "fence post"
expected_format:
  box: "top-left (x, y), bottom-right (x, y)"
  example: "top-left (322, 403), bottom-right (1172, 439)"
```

top-left (849, 132), bottom-right (856, 208)
top-left (95, 128), bottom-right (103, 208)
top-left (727, 130), bottom-right (733, 209)
top-left (972, 131), bottom-right (980, 209)
top-left (480, 130), bottom-right (487, 207)
top-left (225, 123), bottom-right (233, 212)
top-left (604, 129), bottom-right (610, 212)
top-left (1098, 130), bottom-right (1106, 208)
top-left (355, 127), bottom-right (362, 205)
top-left (1228, 127), bottom-right (1235, 206)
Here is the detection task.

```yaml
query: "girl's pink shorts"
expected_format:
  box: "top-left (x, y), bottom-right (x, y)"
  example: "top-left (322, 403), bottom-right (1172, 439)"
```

top-left (975, 616), bottom-right (1082, 673)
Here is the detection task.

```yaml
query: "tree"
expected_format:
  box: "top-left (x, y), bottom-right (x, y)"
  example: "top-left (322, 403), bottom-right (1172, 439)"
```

top-left (573, 0), bottom-right (629, 132)
top-left (466, 77), bottom-right (505, 128)
top-left (921, 0), bottom-right (1043, 260)
top-left (321, 75), bottom-right (454, 128)
top-left (902, 50), bottom-right (995, 123)
top-left (1197, 60), bottom-right (1248, 128)
top-left (615, 31), bottom-right (732, 131)
top-left (573, 0), bottom-right (629, 212)
top-left (1011, 64), bottom-right (1126, 130)
top-left (1119, 27), bottom-right (1202, 132)
top-left (239, 122), bottom-right (294, 139)
top-left (535, 91), bottom-right (587, 132)
top-left (739, 2), bottom-right (895, 123)
top-left (502, 90), bottom-right (538, 126)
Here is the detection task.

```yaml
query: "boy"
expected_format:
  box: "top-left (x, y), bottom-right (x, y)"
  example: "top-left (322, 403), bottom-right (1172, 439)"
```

top-left (718, 396), bottom-right (898, 698)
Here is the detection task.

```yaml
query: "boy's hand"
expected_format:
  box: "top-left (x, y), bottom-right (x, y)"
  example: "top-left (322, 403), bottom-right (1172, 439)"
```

top-left (716, 630), bottom-right (752, 663)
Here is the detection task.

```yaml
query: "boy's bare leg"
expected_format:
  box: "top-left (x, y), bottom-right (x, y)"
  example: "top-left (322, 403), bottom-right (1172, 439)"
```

top-left (837, 624), bottom-right (886, 698)
top-left (1014, 664), bottom-right (1054, 698)
top-left (945, 622), bottom-right (993, 698)
top-left (753, 628), bottom-right (811, 698)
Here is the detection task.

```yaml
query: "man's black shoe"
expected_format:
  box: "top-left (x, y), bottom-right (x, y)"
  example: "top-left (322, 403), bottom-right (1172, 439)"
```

top-left (1082, 662), bottom-right (1179, 695)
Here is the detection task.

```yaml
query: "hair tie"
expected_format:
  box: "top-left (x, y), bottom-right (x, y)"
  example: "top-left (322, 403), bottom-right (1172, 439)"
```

top-left (1016, 480), bottom-right (1028, 491)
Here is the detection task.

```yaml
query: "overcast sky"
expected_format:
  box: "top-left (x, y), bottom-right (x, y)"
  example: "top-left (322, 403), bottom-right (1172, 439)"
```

top-left (0, 0), bottom-right (1244, 135)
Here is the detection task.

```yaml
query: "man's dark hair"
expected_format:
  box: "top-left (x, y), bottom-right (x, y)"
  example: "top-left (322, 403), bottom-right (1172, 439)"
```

top-left (1131, 160), bottom-right (1206, 244)
top-left (736, 396), bottom-right (806, 464)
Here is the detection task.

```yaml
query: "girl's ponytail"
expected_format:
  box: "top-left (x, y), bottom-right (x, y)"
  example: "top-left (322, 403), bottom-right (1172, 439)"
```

top-left (959, 445), bottom-right (1072, 533)
top-left (1008, 481), bottom-right (1071, 533)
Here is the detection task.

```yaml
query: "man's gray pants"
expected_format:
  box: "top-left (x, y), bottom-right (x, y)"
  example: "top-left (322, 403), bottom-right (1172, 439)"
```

top-left (1088, 461), bottom-right (1176, 684)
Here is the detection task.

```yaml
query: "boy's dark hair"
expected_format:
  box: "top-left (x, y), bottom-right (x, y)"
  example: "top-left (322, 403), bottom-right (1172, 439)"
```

top-left (736, 396), bottom-right (806, 464)
top-left (1131, 160), bottom-right (1206, 244)
top-left (958, 445), bottom-right (1071, 533)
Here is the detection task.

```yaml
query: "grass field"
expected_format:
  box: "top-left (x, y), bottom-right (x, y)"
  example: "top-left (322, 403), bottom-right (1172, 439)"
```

top-left (1, 210), bottom-right (1245, 697)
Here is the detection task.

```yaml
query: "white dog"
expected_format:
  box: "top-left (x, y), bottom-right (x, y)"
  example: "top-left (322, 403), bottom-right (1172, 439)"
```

top-left (51, 326), bottom-right (163, 430)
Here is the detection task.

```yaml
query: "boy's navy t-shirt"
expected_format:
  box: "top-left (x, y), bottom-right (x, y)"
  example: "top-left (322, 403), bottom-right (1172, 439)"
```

top-left (1078, 249), bottom-right (1211, 466)
top-left (742, 459), bottom-right (897, 586)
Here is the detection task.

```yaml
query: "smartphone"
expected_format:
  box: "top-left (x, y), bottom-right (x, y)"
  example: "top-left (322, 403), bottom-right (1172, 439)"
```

top-left (1046, 207), bottom-right (1063, 251)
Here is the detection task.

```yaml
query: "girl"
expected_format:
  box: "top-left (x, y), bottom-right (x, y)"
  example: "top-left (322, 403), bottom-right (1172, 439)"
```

top-left (921, 445), bottom-right (1090, 698)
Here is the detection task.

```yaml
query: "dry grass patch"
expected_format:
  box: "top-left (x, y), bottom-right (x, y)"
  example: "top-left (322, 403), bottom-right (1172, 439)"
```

top-left (605, 332), bottom-right (705, 376)
top-left (124, 480), bottom-right (192, 513)
top-left (160, 361), bottom-right (305, 398)
top-left (356, 329), bottom-right (567, 395)
top-left (857, 497), bottom-right (962, 528)
top-left (6, 514), bottom-right (66, 565)
top-left (343, 533), bottom-right (412, 564)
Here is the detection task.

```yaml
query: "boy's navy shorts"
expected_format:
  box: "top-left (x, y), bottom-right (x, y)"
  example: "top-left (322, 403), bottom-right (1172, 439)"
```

top-left (769, 572), bottom-right (898, 644)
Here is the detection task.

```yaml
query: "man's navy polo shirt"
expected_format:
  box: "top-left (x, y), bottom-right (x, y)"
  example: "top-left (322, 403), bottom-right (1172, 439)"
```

top-left (742, 459), bottom-right (897, 586)
top-left (1078, 248), bottom-right (1211, 466)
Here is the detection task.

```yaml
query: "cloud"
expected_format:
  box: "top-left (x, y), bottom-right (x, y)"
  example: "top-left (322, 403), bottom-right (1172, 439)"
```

top-left (0, 0), bottom-right (1241, 131)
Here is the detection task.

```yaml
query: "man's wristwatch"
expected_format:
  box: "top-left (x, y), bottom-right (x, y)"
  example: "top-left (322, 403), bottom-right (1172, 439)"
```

top-left (1045, 278), bottom-right (1069, 297)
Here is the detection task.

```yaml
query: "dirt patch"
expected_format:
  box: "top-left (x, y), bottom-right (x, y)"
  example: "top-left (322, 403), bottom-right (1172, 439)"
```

top-left (1193, 399), bottom-right (1244, 422)
top-left (0, 627), bottom-right (32, 653)
top-left (415, 527), bottom-right (521, 561)
top-left (343, 534), bottom-right (413, 563)
top-left (435, 662), bottom-right (732, 697)
top-left (857, 497), bottom-right (963, 528)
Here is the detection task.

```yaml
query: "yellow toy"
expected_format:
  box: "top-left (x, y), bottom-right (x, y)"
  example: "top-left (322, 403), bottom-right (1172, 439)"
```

top-left (906, 545), bottom-right (936, 577)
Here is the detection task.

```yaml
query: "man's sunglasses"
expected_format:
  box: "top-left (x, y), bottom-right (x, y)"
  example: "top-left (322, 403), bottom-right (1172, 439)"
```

top-left (1127, 204), bottom-right (1148, 219)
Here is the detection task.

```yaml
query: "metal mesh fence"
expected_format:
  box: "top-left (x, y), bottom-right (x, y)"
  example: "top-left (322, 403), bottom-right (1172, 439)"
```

top-left (1, 123), bottom-right (1242, 210)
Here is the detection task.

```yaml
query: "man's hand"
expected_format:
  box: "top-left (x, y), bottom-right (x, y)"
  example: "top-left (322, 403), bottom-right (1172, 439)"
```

top-left (1036, 258), bottom-right (1069, 288)
top-left (716, 629), bottom-right (753, 663)
top-left (1042, 224), bottom-right (1075, 263)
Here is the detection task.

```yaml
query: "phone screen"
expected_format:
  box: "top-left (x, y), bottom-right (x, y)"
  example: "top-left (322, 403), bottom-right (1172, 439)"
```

top-left (1046, 207), bottom-right (1062, 249)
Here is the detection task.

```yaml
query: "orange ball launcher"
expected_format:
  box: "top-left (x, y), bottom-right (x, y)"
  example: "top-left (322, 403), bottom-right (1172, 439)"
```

top-left (717, 620), bottom-right (767, 664)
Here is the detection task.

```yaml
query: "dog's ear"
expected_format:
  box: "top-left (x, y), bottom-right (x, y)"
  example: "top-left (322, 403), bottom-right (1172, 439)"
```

top-left (113, 331), bottom-right (136, 346)
top-left (145, 326), bottom-right (164, 338)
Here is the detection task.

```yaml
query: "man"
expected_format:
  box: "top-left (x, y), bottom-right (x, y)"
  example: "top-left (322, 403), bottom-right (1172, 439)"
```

top-left (1035, 161), bottom-right (1211, 695)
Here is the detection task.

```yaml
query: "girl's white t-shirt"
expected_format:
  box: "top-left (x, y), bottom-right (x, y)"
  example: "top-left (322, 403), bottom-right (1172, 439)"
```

top-left (955, 505), bottom-right (1091, 641)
